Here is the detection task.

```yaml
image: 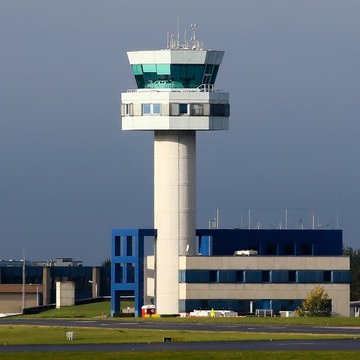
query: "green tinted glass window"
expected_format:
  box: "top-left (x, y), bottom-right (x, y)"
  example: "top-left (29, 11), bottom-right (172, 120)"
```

top-left (131, 65), bottom-right (143, 75)
top-left (142, 64), bottom-right (157, 72)
top-left (134, 75), bottom-right (145, 88)
top-left (156, 64), bottom-right (171, 75)
top-left (130, 64), bottom-right (219, 88)
top-left (171, 65), bottom-right (205, 88)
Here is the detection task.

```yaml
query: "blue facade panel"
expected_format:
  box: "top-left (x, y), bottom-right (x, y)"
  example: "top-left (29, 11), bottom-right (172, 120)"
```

top-left (196, 229), bottom-right (343, 256)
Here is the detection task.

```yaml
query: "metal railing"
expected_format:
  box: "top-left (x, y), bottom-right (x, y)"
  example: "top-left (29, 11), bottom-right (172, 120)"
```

top-left (126, 84), bottom-right (215, 93)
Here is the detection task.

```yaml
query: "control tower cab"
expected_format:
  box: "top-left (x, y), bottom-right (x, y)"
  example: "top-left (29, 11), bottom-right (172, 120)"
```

top-left (121, 48), bottom-right (229, 131)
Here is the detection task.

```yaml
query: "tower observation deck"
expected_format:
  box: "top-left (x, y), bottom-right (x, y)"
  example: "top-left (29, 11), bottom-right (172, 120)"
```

top-left (120, 32), bottom-right (230, 315)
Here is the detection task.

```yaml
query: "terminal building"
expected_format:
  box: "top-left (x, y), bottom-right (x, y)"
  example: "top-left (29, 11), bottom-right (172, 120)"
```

top-left (111, 29), bottom-right (350, 317)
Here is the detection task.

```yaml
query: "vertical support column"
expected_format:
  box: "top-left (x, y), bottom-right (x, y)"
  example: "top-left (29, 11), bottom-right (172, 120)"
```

top-left (154, 130), bottom-right (196, 315)
top-left (91, 267), bottom-right (100, 298)
top-left (42, 267), bottom-right (51, 305)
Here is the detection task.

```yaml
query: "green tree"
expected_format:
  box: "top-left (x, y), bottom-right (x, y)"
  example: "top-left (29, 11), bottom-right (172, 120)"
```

top-left (101, 257), bottom-right (111, 269)
top-left (343, 247), bottom-right (360, 301)
top-left (297, 286), bottom-right (331, 317)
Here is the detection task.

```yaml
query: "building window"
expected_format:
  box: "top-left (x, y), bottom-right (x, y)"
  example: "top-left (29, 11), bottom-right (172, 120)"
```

top-left (266, 243), bottom-right (277, 255)
top-left (179, 270), bottom-right (186, 283)
top-left (301, 243), bottom-right (313, 255)
top-left (152, 103), bottom-right (161, 114)
top-left (126, 236), bottom-right (134, 256)
top-left (210, 103), bottom-right (230, 117)
top-left (200, 299), bottom-right (209, 309)
top-left (284, 243), bottom-right (295, 255)
top-left (170, 103), bottom-right (206, 116)
top-left (332, 270), bottom-right (351, 283)
top-left (115, 263), bottom-right (123, 283)
top-left (190, 104), bottom-right (204, 116)
top-left (121, 103), bottom-right (133, 116)
top-left (142, 103), bottom-right (161, 115)
top-left (179, 103), bottom-right (189, 115)
top-left (323, 271), bottom-right (332, 283)
top-left (114, 236), bottom-right (122, 256)
top-left (288, 270), bottom-right (297, 283)
top-left (209, 270), bottom-right (218, 283)
top-left (262, 271), bottom-right (271, 283)
top-left (142, 103), bottom-right (151, 114)
top-left (235, 270), bottom-right (244, 283)
top-left (126, 263), bottom-right (135, 283)
top-left (170, 103), bottom-right (179, 116)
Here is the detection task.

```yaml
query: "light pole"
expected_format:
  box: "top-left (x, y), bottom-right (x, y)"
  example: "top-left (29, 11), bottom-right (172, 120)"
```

top-left (88, 280), bottom-right (98, 298)
top-left (22, 250), bottom-right (26, 313)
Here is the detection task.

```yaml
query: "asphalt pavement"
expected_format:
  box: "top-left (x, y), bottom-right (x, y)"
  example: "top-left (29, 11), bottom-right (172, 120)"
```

top-left (1, 318), bottom-right (360, 335)
top-left (1, 339), bottom-right (360, 352)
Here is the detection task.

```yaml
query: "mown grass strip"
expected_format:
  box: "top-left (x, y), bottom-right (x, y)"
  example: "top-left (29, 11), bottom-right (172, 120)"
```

top-left (21, 302), bottom-right (112, 319)
top-left (0, 325), bottom-right (355, 346)
top-left (19, 301), bottom-right (360, 327)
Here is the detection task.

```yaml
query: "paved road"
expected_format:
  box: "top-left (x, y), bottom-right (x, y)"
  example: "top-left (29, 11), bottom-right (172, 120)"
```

top-left (1, 318), bottom-right (360, 336)
top-left (1, 339), bottom-right (360, 352)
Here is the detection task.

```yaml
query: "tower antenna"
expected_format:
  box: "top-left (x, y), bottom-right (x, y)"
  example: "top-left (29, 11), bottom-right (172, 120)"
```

top-left (190, 23), bottom-right (197, 49)
top-left (177, 15), bottom-right (180, 48)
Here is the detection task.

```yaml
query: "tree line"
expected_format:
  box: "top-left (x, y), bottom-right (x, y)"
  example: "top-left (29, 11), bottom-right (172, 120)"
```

top-left (344, 247), bottom-right (360, 301)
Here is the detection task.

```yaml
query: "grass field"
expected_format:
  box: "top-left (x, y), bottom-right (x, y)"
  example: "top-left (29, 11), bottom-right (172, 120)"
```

top-left (0, 351), bottom-right (360, 360)
top-left (22, 302), bottom-right (112, 319)
top-left (20, 301), bottom-right (360, 328)
top-left (0, 325), bottom-right (354, 346)
top-left (8, 302), bottom-right (360, 358)
top-left (147, 315), bottom-right (360, 327)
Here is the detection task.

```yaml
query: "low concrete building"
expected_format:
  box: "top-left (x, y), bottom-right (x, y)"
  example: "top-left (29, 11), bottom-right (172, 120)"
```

top-left (0, 258), bottom-right (108, 314)
top-left (112, 229), bottom-right (350, 317)
top-left (0, 284), bottom-right (42, 313)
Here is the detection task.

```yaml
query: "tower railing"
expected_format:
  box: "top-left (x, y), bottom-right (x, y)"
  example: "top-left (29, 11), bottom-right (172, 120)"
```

top-left (126, 84), bottom-right (215, 93)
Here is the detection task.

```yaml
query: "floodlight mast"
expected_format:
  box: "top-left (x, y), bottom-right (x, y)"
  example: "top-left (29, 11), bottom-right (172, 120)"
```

top-left (120, 28), bottom-right (230, 315)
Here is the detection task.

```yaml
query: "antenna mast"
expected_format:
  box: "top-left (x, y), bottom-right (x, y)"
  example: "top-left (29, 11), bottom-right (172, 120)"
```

top-left (166, 23), bottom-right (204, 50)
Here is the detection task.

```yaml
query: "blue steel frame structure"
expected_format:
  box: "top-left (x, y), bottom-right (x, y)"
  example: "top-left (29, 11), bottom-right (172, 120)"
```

top-left (111, 228), bottom-right (156, 317)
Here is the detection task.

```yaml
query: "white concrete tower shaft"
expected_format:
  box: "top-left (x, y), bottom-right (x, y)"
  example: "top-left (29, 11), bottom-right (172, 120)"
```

top-left (154, 130), bottom-right (196, 314)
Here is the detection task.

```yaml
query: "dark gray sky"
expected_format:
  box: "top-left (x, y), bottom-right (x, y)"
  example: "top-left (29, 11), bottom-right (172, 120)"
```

top-left (1, 0), bottom-right (359, 264)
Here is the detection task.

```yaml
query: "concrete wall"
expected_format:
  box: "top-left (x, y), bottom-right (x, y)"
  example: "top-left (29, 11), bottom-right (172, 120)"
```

top-left (0, 293), bottom-right (37, 313)
top-left (0, 284), bottom-right (42, 313)
top-left (56, 281), bottom-right (75, 308)
top-left (179, 256), bottom-right (350, 270)
top-left (179, 283), bottom-right (349, 316)
top-left (179, 256), bottom-right (350, 316)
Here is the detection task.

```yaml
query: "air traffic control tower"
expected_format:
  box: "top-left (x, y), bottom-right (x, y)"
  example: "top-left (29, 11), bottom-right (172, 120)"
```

top-left (120, 30), bottom-right (230, 315)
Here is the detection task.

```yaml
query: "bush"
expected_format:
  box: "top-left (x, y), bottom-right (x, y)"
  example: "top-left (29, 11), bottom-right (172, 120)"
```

top-left (297, 286), bottom-right (331, 317)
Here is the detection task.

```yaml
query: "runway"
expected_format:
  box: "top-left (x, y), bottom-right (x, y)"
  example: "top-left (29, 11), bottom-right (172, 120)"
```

top-left (1, 318), bottom-right (360, 336)
top-left (1, 339), bottom-right (360, 353)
